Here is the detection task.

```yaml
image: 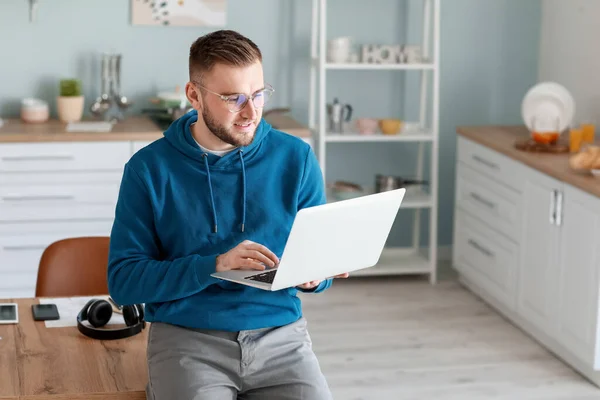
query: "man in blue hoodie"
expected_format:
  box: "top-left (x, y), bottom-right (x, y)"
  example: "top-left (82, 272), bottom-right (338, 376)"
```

top-left (107, 30), bottom-right (348, 399)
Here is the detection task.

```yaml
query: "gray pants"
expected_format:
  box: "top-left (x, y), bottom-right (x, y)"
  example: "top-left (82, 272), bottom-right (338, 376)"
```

top-left (146, 317), bottom-right (333, 400)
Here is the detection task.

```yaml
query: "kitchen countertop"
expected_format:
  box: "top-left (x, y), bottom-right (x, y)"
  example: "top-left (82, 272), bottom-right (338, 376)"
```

top-left (0, 113), bottom-right (312, 143)
top-left (457, 125), bottom-right (600, 199)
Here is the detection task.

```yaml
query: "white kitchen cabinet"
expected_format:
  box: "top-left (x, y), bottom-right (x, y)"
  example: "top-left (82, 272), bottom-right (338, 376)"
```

top-left (0, 140), bottom-right (139, 299)
top-left (455, 163), bottom-right (522, 243)
top-left (453, 137), bottom-right (524, 312)
top-left (456, 135), bottom-right (526, 193)
top-left (517, 167), bottom-right (562, 335)
top-left (556, 185), bottom-right (600, 369)
top-left (0, 142), bottom-right (131, 172)
top-left (453, 208), bottom-right (519, 311)
top-left (453, 136), bottom-right (600, 387)
top-left (0, 230), bottom-right (110, 298)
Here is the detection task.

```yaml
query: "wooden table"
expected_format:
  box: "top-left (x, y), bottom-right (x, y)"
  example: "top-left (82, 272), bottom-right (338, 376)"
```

top-left (0, 298), bottom-right (148, 400)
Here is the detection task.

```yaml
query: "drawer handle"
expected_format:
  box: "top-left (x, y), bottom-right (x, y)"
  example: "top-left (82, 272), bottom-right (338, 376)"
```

top-left (469, 192), bottom-right (496, 210)
top-left (1, 155), bottom-right (74, 162)
top-left (468, 238), bottom-right (494, 258)
top-left (2, 195), bottom-right (75, 201)
top-left (3, 245), bottom-right (46, 251)
top-left (472, 155), bottom-right (499, 170)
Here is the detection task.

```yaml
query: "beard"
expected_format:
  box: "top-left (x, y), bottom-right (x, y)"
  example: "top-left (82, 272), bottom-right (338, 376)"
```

top-left (202, 106), bottom-right (256, 147)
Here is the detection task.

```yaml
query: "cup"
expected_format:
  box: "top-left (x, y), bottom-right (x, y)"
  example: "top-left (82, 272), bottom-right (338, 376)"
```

top-left (569, 127), bottom-right (583, 153)
top-left (581, 122), bottom-right (596, 144)
top-left (327, 37), bottom-right (351, 63)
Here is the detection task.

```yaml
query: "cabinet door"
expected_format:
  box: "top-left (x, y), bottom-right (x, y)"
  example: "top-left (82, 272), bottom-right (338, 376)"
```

top-left (517, 169), bottom-right (561, 334)
top-left (556, 185), bottom-right (600, 368)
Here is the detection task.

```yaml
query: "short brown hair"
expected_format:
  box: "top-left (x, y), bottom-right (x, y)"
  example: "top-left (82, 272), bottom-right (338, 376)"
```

top-left (189, 30), bottom-right (262, 83)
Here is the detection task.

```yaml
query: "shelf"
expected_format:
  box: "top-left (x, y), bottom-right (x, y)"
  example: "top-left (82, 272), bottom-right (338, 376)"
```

top-left (309, 0), bottom-right (440, 283)
top-left (312, 58), bottom-right (435, 71)
top-left (324, 128), bottom-right (433, 143)
top-left (327, 187), bottom-right (433, 209)
top-left (350, 248), bottom-right (432, 277)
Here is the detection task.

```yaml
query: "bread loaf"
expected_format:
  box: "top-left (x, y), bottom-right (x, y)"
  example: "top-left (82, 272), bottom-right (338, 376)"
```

top-left (570, 145), bottom-right (600, 170)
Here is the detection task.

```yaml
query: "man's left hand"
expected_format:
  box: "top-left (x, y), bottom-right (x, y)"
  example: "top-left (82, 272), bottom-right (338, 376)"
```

top-left (297, 272), bottom-right (350, 290)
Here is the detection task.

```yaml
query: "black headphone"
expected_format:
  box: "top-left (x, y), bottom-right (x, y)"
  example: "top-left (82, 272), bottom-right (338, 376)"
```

top-left (77, 299), bottom-right (146, 340)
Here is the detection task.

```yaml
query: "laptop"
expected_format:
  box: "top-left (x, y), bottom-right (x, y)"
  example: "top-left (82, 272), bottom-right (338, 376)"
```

top-left (210, 188), bottom-right (406, 291)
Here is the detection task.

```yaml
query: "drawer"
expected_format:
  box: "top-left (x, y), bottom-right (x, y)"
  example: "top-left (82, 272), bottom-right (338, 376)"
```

top-left (0, 234), bottom-right (71, 274)
top-left (453, 209), bottom-right (519, 311)
top-left (0, 229), bottom-right (113, 298)
top-left (0, 271), bottom-right (37, 292)
top-left (0, 142), bottom-right (131, 172)
top-left (457, 137), bottom-right (525, 192)
top-left (0, 204), bottom-right (117, 222)
top-left (0, 287), bottom-right (35, 300)
top-left (0, 220), bottom-right (114, 235)
top-left (0, 183), bottom-right (120, 222)
top-left (0, 232), bottom-right (111, 274)
top-left (0, 171), bottom-right (123, 186)
top-left (456, 163), bottom-right (521, 242)
top-left (0, 286), bottom-right (35, 301)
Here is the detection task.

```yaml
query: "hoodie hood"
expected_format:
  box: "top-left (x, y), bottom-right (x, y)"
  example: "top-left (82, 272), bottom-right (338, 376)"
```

top-left (163, 110), bottom-right (272, 233)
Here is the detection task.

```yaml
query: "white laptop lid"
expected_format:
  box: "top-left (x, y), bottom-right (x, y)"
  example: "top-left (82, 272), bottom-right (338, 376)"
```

top-left (271, 188), bottom-right (405, 290)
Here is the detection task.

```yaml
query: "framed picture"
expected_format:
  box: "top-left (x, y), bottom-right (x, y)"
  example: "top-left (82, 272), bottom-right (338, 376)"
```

top-left (131, 0), bottom-right (227, 26)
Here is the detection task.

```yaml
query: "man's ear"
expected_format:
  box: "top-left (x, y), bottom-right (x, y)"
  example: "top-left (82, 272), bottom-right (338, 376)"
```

top-left (185, 82), bottom-right (203, 111)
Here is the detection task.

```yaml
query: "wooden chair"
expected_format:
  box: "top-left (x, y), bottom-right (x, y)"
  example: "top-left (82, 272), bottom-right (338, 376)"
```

top-left (35, 237), bottom-right (110, 297)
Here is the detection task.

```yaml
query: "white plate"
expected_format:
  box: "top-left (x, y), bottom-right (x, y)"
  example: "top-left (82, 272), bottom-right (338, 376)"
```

top-left (522, 82), bottom-right (575, 133)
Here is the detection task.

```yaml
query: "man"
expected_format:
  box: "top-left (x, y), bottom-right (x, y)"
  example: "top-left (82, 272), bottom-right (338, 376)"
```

top-left (107, 29), bottom-right (348, 399)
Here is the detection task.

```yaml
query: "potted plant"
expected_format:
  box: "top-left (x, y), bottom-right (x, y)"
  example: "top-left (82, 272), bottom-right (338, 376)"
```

top-left (57, 79), bottom-right (84, 122)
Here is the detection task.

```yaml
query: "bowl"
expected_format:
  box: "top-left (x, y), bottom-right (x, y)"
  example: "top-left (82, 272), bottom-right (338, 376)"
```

top-left (379, 119), bottom-right (403, 135)
top-left (330, 181), bottom-right (364, 201)
top-left (531, 131), bottom-right (560, 144)
top-left (355, 118), bottom-right (378, 134)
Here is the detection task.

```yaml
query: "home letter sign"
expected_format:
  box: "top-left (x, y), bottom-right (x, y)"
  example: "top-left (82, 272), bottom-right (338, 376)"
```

top-left (361, 45), bottom-right (405, 64)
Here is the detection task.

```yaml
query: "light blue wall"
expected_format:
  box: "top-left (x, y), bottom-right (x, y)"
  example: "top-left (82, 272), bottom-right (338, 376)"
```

top-left (0, 0), bottom-right (541, 250)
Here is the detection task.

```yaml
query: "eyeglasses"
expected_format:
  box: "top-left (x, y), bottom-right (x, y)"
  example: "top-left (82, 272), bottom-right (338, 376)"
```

top-left (194, 82), bottom-right (274, 113)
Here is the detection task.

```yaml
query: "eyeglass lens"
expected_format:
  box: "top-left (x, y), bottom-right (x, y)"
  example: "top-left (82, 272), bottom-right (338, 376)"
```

top-left (227, 89), bottom-right (272, 112)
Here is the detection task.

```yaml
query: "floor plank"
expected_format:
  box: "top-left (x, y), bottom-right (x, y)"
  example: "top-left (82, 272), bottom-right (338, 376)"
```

top-left (300, 276), bottom-right (600, 399)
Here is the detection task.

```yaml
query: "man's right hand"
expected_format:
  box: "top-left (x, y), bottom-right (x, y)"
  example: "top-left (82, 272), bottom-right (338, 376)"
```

top-left (215, 240), bottom-right (279, 272)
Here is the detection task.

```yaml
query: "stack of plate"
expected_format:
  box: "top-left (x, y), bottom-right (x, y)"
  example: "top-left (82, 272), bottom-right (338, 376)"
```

top-left (521, 82), bottom-right (575, 133)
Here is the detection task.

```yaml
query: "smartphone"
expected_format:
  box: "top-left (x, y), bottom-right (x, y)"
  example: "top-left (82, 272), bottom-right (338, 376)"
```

top-left (31, 304), bottom-right (60, 321)
top-left (0, 303), bottom-right (18, 324)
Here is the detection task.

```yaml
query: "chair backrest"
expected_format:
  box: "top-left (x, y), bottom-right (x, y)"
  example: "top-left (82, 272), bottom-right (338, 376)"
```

top-left (36, 237), bottom-right (110, 297)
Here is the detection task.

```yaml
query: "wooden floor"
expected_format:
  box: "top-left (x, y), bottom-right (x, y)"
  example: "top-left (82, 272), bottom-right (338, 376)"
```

top-left (300, 274), bottom-right (600, 400)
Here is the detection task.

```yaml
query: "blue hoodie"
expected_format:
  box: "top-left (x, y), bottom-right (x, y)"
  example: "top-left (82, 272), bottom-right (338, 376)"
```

top-left (107, 110), bottom-right (332, 331)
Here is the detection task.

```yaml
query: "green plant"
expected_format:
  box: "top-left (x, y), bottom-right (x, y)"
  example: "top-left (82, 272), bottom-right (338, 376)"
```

top-left (59, 79), bottom-right (82, 97)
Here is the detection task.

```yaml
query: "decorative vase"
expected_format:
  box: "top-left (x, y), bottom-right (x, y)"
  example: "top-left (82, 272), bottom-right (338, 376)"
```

top-left (57, 96), bottom-right (84, 122)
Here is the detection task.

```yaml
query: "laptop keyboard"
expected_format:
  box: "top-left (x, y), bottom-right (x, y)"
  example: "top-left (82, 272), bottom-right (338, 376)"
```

top-left (244, 269), bottom-right (277, 284)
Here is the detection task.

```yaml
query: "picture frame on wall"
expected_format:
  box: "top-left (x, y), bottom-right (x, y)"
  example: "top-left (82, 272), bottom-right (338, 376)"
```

top-left (131, 0), bottom-right (227, 26)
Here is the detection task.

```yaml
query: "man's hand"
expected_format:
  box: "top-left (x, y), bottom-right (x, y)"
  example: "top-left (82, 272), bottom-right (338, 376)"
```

top-left (216, 240), bottom-right (279, 272)
top-left (297, 272), bottom-right (350, 290)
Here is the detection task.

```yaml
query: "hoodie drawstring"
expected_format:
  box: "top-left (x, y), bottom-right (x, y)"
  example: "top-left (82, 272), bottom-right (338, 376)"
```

top-left (202, 151), bottom-right (247, 233)
top-left (238, 150), bottom-right (247, 233)
top-left (202, 153), bottom-right (219, 233)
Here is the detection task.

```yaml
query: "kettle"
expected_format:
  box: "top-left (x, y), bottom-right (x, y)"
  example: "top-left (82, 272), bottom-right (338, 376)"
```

top-left (327, 98), bottom-right (353, 133)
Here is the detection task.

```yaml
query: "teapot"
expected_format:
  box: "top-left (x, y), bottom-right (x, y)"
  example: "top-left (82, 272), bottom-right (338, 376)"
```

top-left (327, 98), bottom-right (353, 133)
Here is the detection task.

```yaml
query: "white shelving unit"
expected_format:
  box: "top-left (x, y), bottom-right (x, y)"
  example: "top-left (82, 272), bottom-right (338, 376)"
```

top-left (308, 0), bottom-right (440, 284)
